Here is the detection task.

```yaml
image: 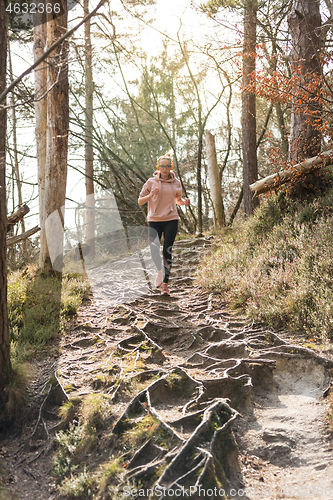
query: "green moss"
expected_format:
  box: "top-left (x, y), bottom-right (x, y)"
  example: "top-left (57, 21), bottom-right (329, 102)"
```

top-left (121, 413), bottom-right (171, 453)
top-left (165, 372), bottom-right (183, 388)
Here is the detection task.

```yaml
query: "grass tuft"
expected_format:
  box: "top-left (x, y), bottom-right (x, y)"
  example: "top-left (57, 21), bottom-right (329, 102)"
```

top-left (58, 398), bottom-right (83, 427)
top-left (52, 423), bottom-right (84, 483)
top-left (52, 394), bottom-right (114, 495)
top-left (80, 393), bottom-right (112, 431)
top-left (1, 362), bottom-right (30, 425)
top-left (97, 456), bottom-right (124, 493)
top-left (8, 266), bottom-right (90, 358)
top-left (58, 467), bottom-right (94, 499)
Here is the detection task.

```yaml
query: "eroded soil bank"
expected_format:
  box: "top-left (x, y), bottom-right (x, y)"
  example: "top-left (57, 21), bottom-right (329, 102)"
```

top-left (1, 237), bottom-right (333, 500)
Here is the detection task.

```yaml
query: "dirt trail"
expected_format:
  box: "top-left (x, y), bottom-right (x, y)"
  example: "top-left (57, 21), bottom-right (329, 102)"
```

top-left (1, 237), bottom-right (333, 500)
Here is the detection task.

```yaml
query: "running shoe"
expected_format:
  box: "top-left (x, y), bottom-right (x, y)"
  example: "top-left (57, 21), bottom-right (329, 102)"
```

top-left (161, 283), bottom-right (170, 295)
top-left (155, 269), bottom-right (163, 288)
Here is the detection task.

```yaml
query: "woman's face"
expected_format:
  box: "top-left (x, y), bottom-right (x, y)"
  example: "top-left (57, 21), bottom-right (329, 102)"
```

top-left (159, 160), bottom-right (172, 178)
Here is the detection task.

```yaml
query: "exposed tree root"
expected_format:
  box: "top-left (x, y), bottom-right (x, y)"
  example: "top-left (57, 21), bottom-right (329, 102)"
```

top-left (100, 295), bottom-right (332, 496)
top-left (29, 371), bottom-right (68, 445)
top-left (155, 399), bottom-right (239, 487)
top-left (14, 236), bottom-right (333, 500)
top-left (146, 394), bottom-right (185, 444)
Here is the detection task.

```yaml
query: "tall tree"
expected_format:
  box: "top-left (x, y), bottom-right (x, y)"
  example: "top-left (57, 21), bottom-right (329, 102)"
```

top-left (256, 1), bottom-right (292, 158)
top-left (84, 0), bottom-right (95, 257)
top-left (33, 9), bottom-right (48, 269)
top-left (8, 42), bottom-right (24, 221)
top-left (177, 37), bottom-right (209, 235)
top-left (177, 37), bottom-right (226, 233)
top-left (201, 0), bottom-right (259, 215)
top-left (8, 41), bottom-right (27, 259)
top-left (0, 0), bottom-right (11, 399)
top-left (242, 0), bottom-right (259, 215)
top-left (288, 0), bottom-right (322, 162)
top-left (41, 0), bottom-right (69, 273)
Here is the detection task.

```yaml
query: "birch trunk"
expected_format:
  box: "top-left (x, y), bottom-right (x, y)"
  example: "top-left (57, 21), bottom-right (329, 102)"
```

top-left (33, 11), bottom-right (48, 269)
top-left (204, 130), bottom-right (225, 228)
top-left (0, 0), bottom-right (11, 397)
top-left (42, 0), bottom-right (69, 273)
top-left (84, 0), bottom-right (95, 257)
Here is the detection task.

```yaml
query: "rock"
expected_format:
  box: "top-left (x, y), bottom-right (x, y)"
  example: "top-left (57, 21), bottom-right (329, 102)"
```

top-left (315, 463), bottom-right (327, 471)
top-left (262, 429), bottom-right (296, 447)
top-left (268, 443), bottom-right (292, 456)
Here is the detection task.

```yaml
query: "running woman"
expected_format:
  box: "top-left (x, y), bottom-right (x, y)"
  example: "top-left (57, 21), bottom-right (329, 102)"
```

top-left (138, 153), bottom-right (190, 295)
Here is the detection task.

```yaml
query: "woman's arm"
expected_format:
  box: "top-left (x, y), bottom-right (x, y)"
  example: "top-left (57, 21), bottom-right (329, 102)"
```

top-left (176, 194), bottom-right (190, 206)
top-left (138, 193), bottom-right (152, 206)
top-left (138, 186), bottom-right (159, 205)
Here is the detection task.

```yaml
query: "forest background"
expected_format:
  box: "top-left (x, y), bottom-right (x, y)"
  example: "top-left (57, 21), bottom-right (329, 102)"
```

top-left (2, 0), bottom-right (333, 410)
top-left (4, 0), bottom-right (289, 257)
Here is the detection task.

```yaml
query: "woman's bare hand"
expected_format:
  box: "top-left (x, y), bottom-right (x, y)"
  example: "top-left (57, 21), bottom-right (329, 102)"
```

top-left (151, 187), bottom-right (160, 197)
top-left (184, 198), bottom-right (190, 206)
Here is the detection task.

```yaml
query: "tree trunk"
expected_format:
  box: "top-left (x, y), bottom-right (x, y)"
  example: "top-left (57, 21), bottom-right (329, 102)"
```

top-left (8, 40), bottom-right (27, 259)
top-left (33, 10), bottom-right (48, 269)
top-left (41, 0), bottom-right (69, 273)
top-left (250, 149), bottom-right (333, 196)
top-left (288, 0), bottom-right (322, 163)
top-left (275, 102), bottom-right (289, 156)
top-left (0, 0), bottom-right (11, 399)
top-left (228, 186), bottom-right (243, 226)
top-left (204, 130), bottom-right (225, 228)
top-left (7, 226), bottom-right (40, 248)
top-left (7, 205), bottom-right (30, 232)
top-left (242, 0), bottom-right (258, 216)
top-left (202, 189), bottom-right (210, 231)
top-left (84, 0), bottom-right (95, 258)
top-left (197, 133), bottom-right (203, 236)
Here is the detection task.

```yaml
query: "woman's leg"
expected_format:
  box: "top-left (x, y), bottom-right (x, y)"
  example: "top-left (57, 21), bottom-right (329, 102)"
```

top-left (148, 222), bottom-right (163, 272)
top-left (162, 220), bottom-right (178, 283)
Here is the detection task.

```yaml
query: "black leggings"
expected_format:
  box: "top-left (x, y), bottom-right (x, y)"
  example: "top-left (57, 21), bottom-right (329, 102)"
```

top-left (148, 220), bottom-right (178, 284)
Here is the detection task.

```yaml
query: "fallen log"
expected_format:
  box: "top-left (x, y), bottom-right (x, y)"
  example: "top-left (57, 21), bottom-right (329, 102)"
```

top-left (250, 149), bottom-right (333, 197)
top-left (7, 225), bottom-right (40, 248)
top-left (7, 204), bottom-right (30, 232)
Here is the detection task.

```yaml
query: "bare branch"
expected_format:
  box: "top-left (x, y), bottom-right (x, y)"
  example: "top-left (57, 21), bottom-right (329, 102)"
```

top-left (0, 0), bottom-right (108, 104)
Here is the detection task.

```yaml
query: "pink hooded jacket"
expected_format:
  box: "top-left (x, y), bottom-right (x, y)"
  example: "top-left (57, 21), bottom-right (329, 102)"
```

top-left (139, 171), bottom-right (182, 222)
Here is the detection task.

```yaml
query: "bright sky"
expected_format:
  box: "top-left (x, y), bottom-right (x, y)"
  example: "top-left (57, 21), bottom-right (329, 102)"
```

top-left (67, 0), bottom-right (226, 219)
top-left (140, 0), bottom-right (211, 48)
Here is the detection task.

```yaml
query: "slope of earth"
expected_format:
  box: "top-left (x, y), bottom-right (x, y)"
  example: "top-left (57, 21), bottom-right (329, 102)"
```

top-left (1, 237), bottom-right (333, 500)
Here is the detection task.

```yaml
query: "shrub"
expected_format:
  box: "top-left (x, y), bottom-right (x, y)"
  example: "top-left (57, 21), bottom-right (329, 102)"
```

top-left (58, 468), bottom-right (94, 499)
top-left (198, 187), bottom-right (333, 338)
top-left (52, 423), bottom-right (85, 483)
